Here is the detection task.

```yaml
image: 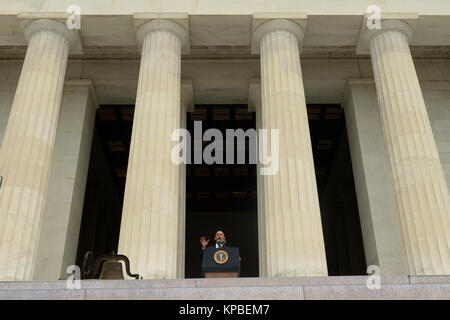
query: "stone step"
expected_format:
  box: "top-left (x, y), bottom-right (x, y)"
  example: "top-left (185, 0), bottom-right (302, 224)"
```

top-left (0, 276), bottom-right (449, 300)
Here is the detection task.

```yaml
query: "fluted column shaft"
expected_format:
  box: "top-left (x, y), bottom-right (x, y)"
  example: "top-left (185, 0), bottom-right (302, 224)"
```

top-left (369, 25), bottom-right (450, 275)
top-left (256, 19), bottom-right (328, 276)
top-left (0, 19), bottom-right (76, 280)
top-left (118, 20), bottom-right (186, 279)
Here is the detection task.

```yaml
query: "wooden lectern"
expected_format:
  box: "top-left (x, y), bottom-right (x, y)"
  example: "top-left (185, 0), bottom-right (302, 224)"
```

top-left (201, 247), bottom-right (240, 278)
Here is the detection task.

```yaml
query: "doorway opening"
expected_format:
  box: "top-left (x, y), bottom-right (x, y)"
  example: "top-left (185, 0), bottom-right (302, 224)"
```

top-left (184, 105), bottom-right (258, 278)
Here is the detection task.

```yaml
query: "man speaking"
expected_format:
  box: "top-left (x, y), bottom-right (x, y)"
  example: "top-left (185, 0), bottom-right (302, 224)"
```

top-left (199, 230), bottom-right (241, 277)
top-left (200, 230), bottom-right (227, 250)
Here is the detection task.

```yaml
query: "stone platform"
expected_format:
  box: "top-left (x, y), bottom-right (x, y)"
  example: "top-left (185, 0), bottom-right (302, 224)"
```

top-left (0, 276), bottom-right (449, 300)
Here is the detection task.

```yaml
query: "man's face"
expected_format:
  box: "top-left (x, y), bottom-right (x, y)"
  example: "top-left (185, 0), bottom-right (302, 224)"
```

top-left (215, 231), bottom-right (225, 242)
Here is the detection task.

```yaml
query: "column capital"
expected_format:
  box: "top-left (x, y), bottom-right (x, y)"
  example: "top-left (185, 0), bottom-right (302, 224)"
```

top-left (251, 13), bottom-right (307, 54)
top-left (134, 13), bottom-right (190, 54)
top-left (248, 79), bottom-right (261, 112)
top-left (18, 13), bottom-right (81, 51)
top-left (356, 13), bottom-right (418, 54)
top-left (181, 79), bottom-right (194, 112)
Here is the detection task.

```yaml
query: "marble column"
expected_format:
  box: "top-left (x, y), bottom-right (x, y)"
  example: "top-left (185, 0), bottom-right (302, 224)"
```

top-left (0, 19), bottom-right (78, 281)
top-left (252, 19), bottom-right (328, 277)
top-left (118, 19), bottom-right (188, 279)
top-left (360, 19), bottom-right (450, 275)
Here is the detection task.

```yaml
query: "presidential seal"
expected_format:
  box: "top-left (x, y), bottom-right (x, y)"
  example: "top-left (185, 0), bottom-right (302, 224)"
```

top-left (213, 250), bottom-right (229, 264)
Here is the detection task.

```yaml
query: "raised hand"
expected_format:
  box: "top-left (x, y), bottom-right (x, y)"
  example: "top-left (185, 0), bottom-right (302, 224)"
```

top-left (200, 236), bottom-right (209, 249)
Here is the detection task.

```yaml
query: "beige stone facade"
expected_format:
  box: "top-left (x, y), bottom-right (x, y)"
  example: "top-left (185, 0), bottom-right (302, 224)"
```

top-left (0, 1), bottom-right (449, 281)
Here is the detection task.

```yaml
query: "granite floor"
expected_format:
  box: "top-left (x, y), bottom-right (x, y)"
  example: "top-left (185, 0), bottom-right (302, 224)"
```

top-left (0, 275), bottom-right (449, 300)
